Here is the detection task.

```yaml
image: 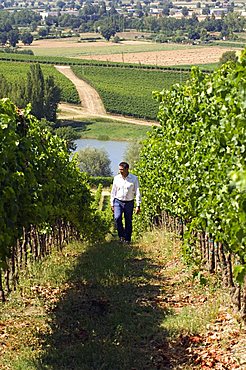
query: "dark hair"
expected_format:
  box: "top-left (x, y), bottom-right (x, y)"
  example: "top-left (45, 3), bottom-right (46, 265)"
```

top-left (119, 161), bottom-right (129, 169)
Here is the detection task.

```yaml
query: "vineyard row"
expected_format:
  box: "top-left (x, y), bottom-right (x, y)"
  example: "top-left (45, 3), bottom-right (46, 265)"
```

top-left (135, 49), bottom-right (246, 321)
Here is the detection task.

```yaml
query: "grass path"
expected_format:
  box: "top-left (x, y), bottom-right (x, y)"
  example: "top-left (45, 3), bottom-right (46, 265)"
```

top-left (0, 231), bottom-right (243, 369)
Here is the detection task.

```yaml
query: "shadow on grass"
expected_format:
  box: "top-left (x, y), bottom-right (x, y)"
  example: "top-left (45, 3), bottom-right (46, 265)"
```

top-left (57, 119), bottom-right (93, 132)
top-left (35, 241), bottom-right (191, 370)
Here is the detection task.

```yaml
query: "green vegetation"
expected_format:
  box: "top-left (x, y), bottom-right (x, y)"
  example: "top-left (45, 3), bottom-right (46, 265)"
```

top-left (136, 50), bottom-right (246, 287)
top-left (72, 66), bottom-right (190, 120)
top-left (124, 140), bottom-right (142, 169)
top-left (26, 63), bottom-right (60, 121)
top-left (89, 176), bottom-right (113, 188)
top-left (0, 3), bottom-right (245, 50)
top-left (76, 147), bottom-right (113, 176)
top-left (211, 41), bottom-right (246, 49)
top-left (0, 98), bottom-right (111, 301)
top-left (0, 60), bottom-right (80, 104)
top-left (0, 228), bottom-right (227, 369)
top-left (219, 50), bottom-right (237, 65)
top-left (60, 117), bottom-right (151, 141)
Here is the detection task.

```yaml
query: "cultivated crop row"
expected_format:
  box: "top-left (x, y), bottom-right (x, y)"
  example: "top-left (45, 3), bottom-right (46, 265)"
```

top-left (0, 98), bottom-right (111, 301)
top-left (0, 52), bottom-right (198, 71)
top-left (0, 61), bottom-right (80, 104)
top-left (136, 51), bottom-right (246, 319)
top-left (72, 66), bottom-right (190, 120)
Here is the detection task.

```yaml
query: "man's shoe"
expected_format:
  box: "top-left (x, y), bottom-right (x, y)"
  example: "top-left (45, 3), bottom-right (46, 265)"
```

top-left (119, 237), bottom-right (125, 243)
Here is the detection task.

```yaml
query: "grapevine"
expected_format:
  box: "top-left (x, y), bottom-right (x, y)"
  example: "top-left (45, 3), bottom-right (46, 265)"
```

top-left (135, 49), bottom-right (246, 317)
top-left (0, 98), bottom-right (110, 300)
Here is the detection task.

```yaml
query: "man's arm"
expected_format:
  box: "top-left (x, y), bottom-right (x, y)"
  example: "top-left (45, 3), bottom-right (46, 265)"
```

top-left (135, 176), bottom-right (141, 214)
top-left (110, 178), bottom-right (117, 212)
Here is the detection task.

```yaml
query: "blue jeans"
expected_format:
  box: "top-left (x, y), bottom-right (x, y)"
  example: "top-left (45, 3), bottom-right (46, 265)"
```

top-left (113, 199), bottom-right (134, 242)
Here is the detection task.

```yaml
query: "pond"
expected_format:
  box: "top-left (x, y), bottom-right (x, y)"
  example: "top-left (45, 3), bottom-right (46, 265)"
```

top-left (74, 138), bottom-right (129, 175)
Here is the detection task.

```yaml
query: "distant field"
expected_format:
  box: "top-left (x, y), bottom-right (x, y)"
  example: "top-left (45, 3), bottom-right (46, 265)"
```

top-left (0, 59), bottom-right (190, 120)
top-left (80, 45), bottom-right (242, 67)
top-left (0, 61), bottom-right (80, 103)
top-left (21, 37), bottom-right (242, 67)
top-left (23, 38), bottom-right (196, 58)
top-left (72, 65), bottom-right (190, 120)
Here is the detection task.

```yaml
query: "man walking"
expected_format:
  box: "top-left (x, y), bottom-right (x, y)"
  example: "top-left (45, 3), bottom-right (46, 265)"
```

top-left (110, 162), bottom-right (141, 243)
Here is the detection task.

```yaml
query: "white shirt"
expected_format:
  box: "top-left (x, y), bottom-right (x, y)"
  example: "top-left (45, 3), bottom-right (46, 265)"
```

top-left (110, 173), bottom-right (141, 207)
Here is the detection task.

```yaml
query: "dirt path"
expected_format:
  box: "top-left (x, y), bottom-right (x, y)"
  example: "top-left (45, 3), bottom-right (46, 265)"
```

top-left (55, 65), bottom-right (106, 115)
top-left (55, 65), bottom-right (159, 127)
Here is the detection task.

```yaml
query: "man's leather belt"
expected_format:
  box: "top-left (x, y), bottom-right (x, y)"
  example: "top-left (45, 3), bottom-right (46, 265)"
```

top-left (116, 198), bottom-right (134, 203)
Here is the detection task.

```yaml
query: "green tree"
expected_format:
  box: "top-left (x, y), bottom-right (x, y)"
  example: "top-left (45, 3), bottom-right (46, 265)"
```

top-left (20, 31), bottom-right (33, 45)
top-left (219, 50), bottom-right (237, 65)
top-left (56, 0), bottom-right (66, 8)
top-left (38, 27), bottom-right (49, 37)
top-left (26, 63), bottom-right (44, 120)
top-left (162, 6), bottom-right (170, 16)
top-left (99, 1), bottom-right (107, 16)
top-left (55, 126), bottom-right (80, 152)
top-left (10, 80), bottom-right (27, 108)
top-left (187, 27), bottom-right (200, 40)
top-left (202, 5), bottom-right (210, 15)
top-left (181, 6), bottom-right (189, 17)
top-left (144, 16), bottom-right (160, 32)
top-left (0, 31), bottom-right (7, 45)
top-left (76, 147), bottom-right (112, 176)
top-left (7, 29), bottom-right (19, 46)
top-left (124, 140), bottom-right (142, 169)
top-left (99, 24), bottom-right (116, 41)
top-left (43, 75), bottom-right (61, 122)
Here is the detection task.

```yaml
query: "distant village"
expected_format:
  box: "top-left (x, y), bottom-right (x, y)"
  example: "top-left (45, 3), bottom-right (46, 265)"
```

top-left (0, 0), bottom-right (245, 47)
top-left (1, 0), bottom-right (246, 20)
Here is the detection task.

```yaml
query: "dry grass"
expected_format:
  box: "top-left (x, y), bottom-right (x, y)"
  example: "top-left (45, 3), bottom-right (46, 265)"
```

top-left (21, 37), bottom-right (241, 66)
top-left (0, 228), bottom-right (243, 369)
top-left (80, 45), bottom-right (241, 66)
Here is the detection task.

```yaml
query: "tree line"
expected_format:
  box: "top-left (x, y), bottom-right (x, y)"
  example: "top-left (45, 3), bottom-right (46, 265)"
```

top-left (0, 6), bottom-right (245, 45)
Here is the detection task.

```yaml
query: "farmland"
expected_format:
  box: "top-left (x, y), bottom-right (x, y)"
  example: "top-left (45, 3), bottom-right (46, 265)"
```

top-left (1, 35), bottom-right (238, 120)
top-left (21, 37), bottom-right (239, 68)
top-left (0, 61), bottom-right (80, 104)
top-left (63, 116), bottom-right (152, 141)
top-left (72, 65), bottom-right (190, 119)
top-left (0, 59), bottom-right (190, 120)
top-left (23, 38), bottom-right (201, 58)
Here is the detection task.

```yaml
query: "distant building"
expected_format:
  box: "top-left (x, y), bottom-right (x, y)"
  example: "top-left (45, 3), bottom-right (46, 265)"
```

top-left (40, 10), bottom-right (79, 19)
top-left (210, 8), bottom-right (228, 16)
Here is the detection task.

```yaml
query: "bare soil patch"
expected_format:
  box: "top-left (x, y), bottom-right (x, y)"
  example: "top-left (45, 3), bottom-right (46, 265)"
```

top-left (80, 46), bottom-right (240, 66)
top-left (23, 37), bottom-right (240, 66)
